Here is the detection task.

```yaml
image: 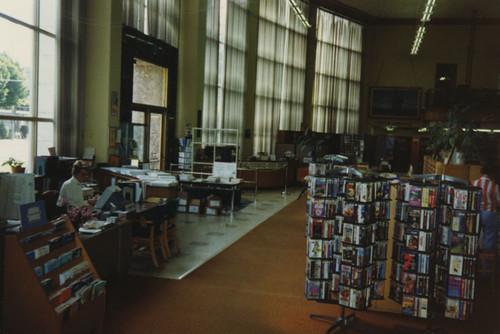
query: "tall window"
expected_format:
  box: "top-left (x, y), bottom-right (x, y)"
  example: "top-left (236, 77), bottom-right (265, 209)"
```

top-left (0, 1), bottom-right (59, 172)
top-left (253, 0), bottom-right (308, 155)
top-left (311, 10), bottom-right (362, 133)
top-left (123, 0), bottom-right (180, 47)
top-left (202, 0), bottom-right (249, 151)
top-left (131, 59), bottom-right (168, 170)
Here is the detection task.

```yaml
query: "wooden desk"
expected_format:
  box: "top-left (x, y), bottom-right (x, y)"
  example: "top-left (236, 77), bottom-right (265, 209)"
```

top-left (180, 180), bottom-right (241, 213)
top-left (79, 220), bottom-right (132, 280)
top-left (94, 168), bottom-right (178, 199)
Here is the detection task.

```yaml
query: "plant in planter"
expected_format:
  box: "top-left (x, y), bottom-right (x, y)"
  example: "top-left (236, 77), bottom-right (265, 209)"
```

top-left (295, 127), bottom-right (325, 161)
top-left (426, 103), bottom-right (482, 164)
top-left (2, 157), bottom-right (25, 173)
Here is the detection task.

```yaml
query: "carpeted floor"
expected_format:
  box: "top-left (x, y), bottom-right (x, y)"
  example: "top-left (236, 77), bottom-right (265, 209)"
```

top-left (104, 197), bottom-right (499, 333)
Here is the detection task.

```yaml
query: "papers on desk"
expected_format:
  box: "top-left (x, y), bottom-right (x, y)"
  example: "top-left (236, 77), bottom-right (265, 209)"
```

top-left (78, 220), bottom-right (113, 234)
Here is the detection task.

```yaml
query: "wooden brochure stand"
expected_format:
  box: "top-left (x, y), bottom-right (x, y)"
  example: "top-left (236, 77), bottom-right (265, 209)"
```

top-left (3, 217), bottom-right (105, 334)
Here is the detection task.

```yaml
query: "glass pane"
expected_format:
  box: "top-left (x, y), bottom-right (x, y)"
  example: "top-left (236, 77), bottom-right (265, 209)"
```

top-left (37, 121), bottom-right (54, 156)
top-left (0, 19), bottom-right (34, 117)
top-left (38, 34), bottom-right (56, 118)
top-left (132, 125), bottom-right (146, 162)
top-left (149, 113), bottom-right (162, 169)
top-left (0, 119), bottom-right (33, 173)
top-left (132, 110), bottom-right (145, 124)
top-left (132, 59), bottom-right (166, 107)
top-left (0, 0), bottom-right (36, 25)
top-left (40, 0), bottom-right (57, 34)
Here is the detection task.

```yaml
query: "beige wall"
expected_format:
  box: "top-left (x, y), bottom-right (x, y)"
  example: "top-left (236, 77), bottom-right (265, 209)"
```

top-left (361, 22), bottom-right (500, 135)
top-left (81, 0), bottom-right (121, 164)
top-left (177, 0), bottom-right (204, 139)
top-left (81, 5), bottom-right (500, 162)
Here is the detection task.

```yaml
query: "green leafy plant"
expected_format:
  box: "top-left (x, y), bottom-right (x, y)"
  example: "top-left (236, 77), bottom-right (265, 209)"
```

top-left (426, 103), bottom-right (482, 162)
top-left (2, 157), bottom-right (24, 168)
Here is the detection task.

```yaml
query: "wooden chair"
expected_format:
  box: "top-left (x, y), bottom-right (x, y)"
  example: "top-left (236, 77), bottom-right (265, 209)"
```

top-left (478, 248), bottom-right (497, 291)
top-left (39, 190), bottom-right (62, 220)
top-left (161, 199), bottom-right (180, 258)
top-left (131, 204), bottom-right (168, 269)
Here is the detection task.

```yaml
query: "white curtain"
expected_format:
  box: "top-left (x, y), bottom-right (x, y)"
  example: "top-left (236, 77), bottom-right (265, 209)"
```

top-left (123, 0), bottom-right (180, 48)
top-left (123, 0), bottom-right (146, 32)
top-left (253, 0), bottom-right (308, 155)
top-left (312, 10), bottom-right (362, 134)
top-left (202, 0), bottom-right (249, 150)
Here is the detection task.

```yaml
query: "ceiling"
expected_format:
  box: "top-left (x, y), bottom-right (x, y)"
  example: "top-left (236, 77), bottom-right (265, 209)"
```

top-left (330, 0), bottom-right (500, 21)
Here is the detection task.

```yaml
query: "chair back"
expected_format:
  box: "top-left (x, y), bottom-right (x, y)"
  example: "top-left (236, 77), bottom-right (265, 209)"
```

top-left (40, 190), bottom-right (60, 220)
top-left (163, 199), bottom-right (179, 219)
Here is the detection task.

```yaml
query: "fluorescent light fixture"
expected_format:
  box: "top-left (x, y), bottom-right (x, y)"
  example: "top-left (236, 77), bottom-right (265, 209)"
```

top-left (288, 0), bottom-right (311, 28)
top-left (411, 0), bottom-right (436, 55)
top-left (418, 127), bottom-right (500, 133)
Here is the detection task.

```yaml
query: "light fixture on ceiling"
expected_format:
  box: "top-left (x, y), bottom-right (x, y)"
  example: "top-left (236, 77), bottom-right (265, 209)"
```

top-left (410, 0), bottom-right (436, 55)
top-left (385, 125), bottom-right (397, 132)
top-left (288, 0), bottom-right (311, 28)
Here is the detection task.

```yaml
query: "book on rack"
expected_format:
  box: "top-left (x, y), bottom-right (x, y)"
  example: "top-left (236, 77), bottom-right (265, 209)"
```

top-left (313, 178), bottom-right (327, 197)
top-left (307, 238), bottom-right (323, 258)
top-left (401, 295), bottom-right (415, 316)
top-left (453, 189), bottom-right (469, 210)
top-left (403, 272), bottom-right (417, 294)
top-left (305, 278), bottom-right (321, 299)
top-left (451, 211), bottom-right (467, 232)
top-left (450, 233), bottom-right (466, 254)
top-left (449, 255), bottom-right (464, 276)
top-left (407, 208), bottom-right (421, 229)
top-left (408, 186), bottom-right (422, 207)
top-left (405, 229), bottom-right (419, 251)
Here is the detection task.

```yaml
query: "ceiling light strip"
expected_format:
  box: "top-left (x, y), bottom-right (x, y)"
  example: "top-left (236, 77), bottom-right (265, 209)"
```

top-left (288, 0), bottom-right (312, 28)
top-left (410, 0), bottom-right (436, 55)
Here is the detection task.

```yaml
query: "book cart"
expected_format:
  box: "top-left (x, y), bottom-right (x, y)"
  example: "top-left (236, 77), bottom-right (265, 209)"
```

top-left (305, 162), bottom-right (391, 333)
top-left (389, 174), bottom-right (481, 333)
top-left (3, 217), bottom-right (106, 334)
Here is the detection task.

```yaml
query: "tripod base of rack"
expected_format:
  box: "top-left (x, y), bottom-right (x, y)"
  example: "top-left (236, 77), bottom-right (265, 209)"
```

top-left (310, 311), bottom-right (355, 334)
top-left (394, 323), bottom-right (444, 334)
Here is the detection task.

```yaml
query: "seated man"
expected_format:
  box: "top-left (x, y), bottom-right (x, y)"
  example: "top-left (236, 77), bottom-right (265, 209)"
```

top-left (57, 160), bottom-right (98, 208)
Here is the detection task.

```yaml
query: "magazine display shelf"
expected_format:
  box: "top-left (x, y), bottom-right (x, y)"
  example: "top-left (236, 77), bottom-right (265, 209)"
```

top-left (305, 162), bottom-right (391, 333)
top-left (435, 179), bottom-right (481, 320)
top-left (3, 217), bottom-right (105, 334)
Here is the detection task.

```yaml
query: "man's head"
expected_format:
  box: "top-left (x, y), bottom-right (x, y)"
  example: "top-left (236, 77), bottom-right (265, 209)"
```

top-left (72, 160), bottom-right (89, 182)
top-left (481, 162), bottom-right (497, 177)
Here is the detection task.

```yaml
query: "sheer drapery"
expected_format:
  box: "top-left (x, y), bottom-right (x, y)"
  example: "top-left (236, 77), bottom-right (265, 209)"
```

top-left (202, 0), bottom-right (249, 149)
top-left (253, 0), bottom-right (308, 155)
top-left (122, 0), bottom-right (180, 48)
top-left (123, 0), bottom-right (145, 32)
top-left (312, 10), bottom-right (362, 134)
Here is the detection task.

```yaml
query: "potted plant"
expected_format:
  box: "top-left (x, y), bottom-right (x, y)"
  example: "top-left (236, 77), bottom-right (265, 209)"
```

top-left (426, 103), bottom-right (482, 164)
top-left (2, 157), bottom-right (26, 173)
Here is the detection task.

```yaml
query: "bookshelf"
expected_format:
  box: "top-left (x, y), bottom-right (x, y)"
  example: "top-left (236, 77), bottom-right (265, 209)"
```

top-left (3, 217), bottom-right (106, 334)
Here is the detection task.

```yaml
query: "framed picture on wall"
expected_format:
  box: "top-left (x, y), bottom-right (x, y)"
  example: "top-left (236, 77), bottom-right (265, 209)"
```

top-left (369, 87), bottom-right (422, 119)
top-left (110, 91), bottom-right (119, 116)
top-left (109, 127), bottom-right (118, 147)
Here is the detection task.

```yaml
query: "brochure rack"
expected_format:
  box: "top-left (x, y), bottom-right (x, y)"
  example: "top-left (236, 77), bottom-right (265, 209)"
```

top-left (390, 174), bottom-right (481, 332)
top-left (3, 217), bottom-right (105, 334)
top-left (305, 163), bottom-right (391, 332)
top-left (435, 179), bottom-right (481, 321)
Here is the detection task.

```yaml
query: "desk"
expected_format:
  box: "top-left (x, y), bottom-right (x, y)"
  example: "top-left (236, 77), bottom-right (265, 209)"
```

top-left (79, 220), bottom-right (132, 280)
top-left (180, 180), bottom-right (241, 213)
top-left (94, 169), bottom-right (178, 199)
